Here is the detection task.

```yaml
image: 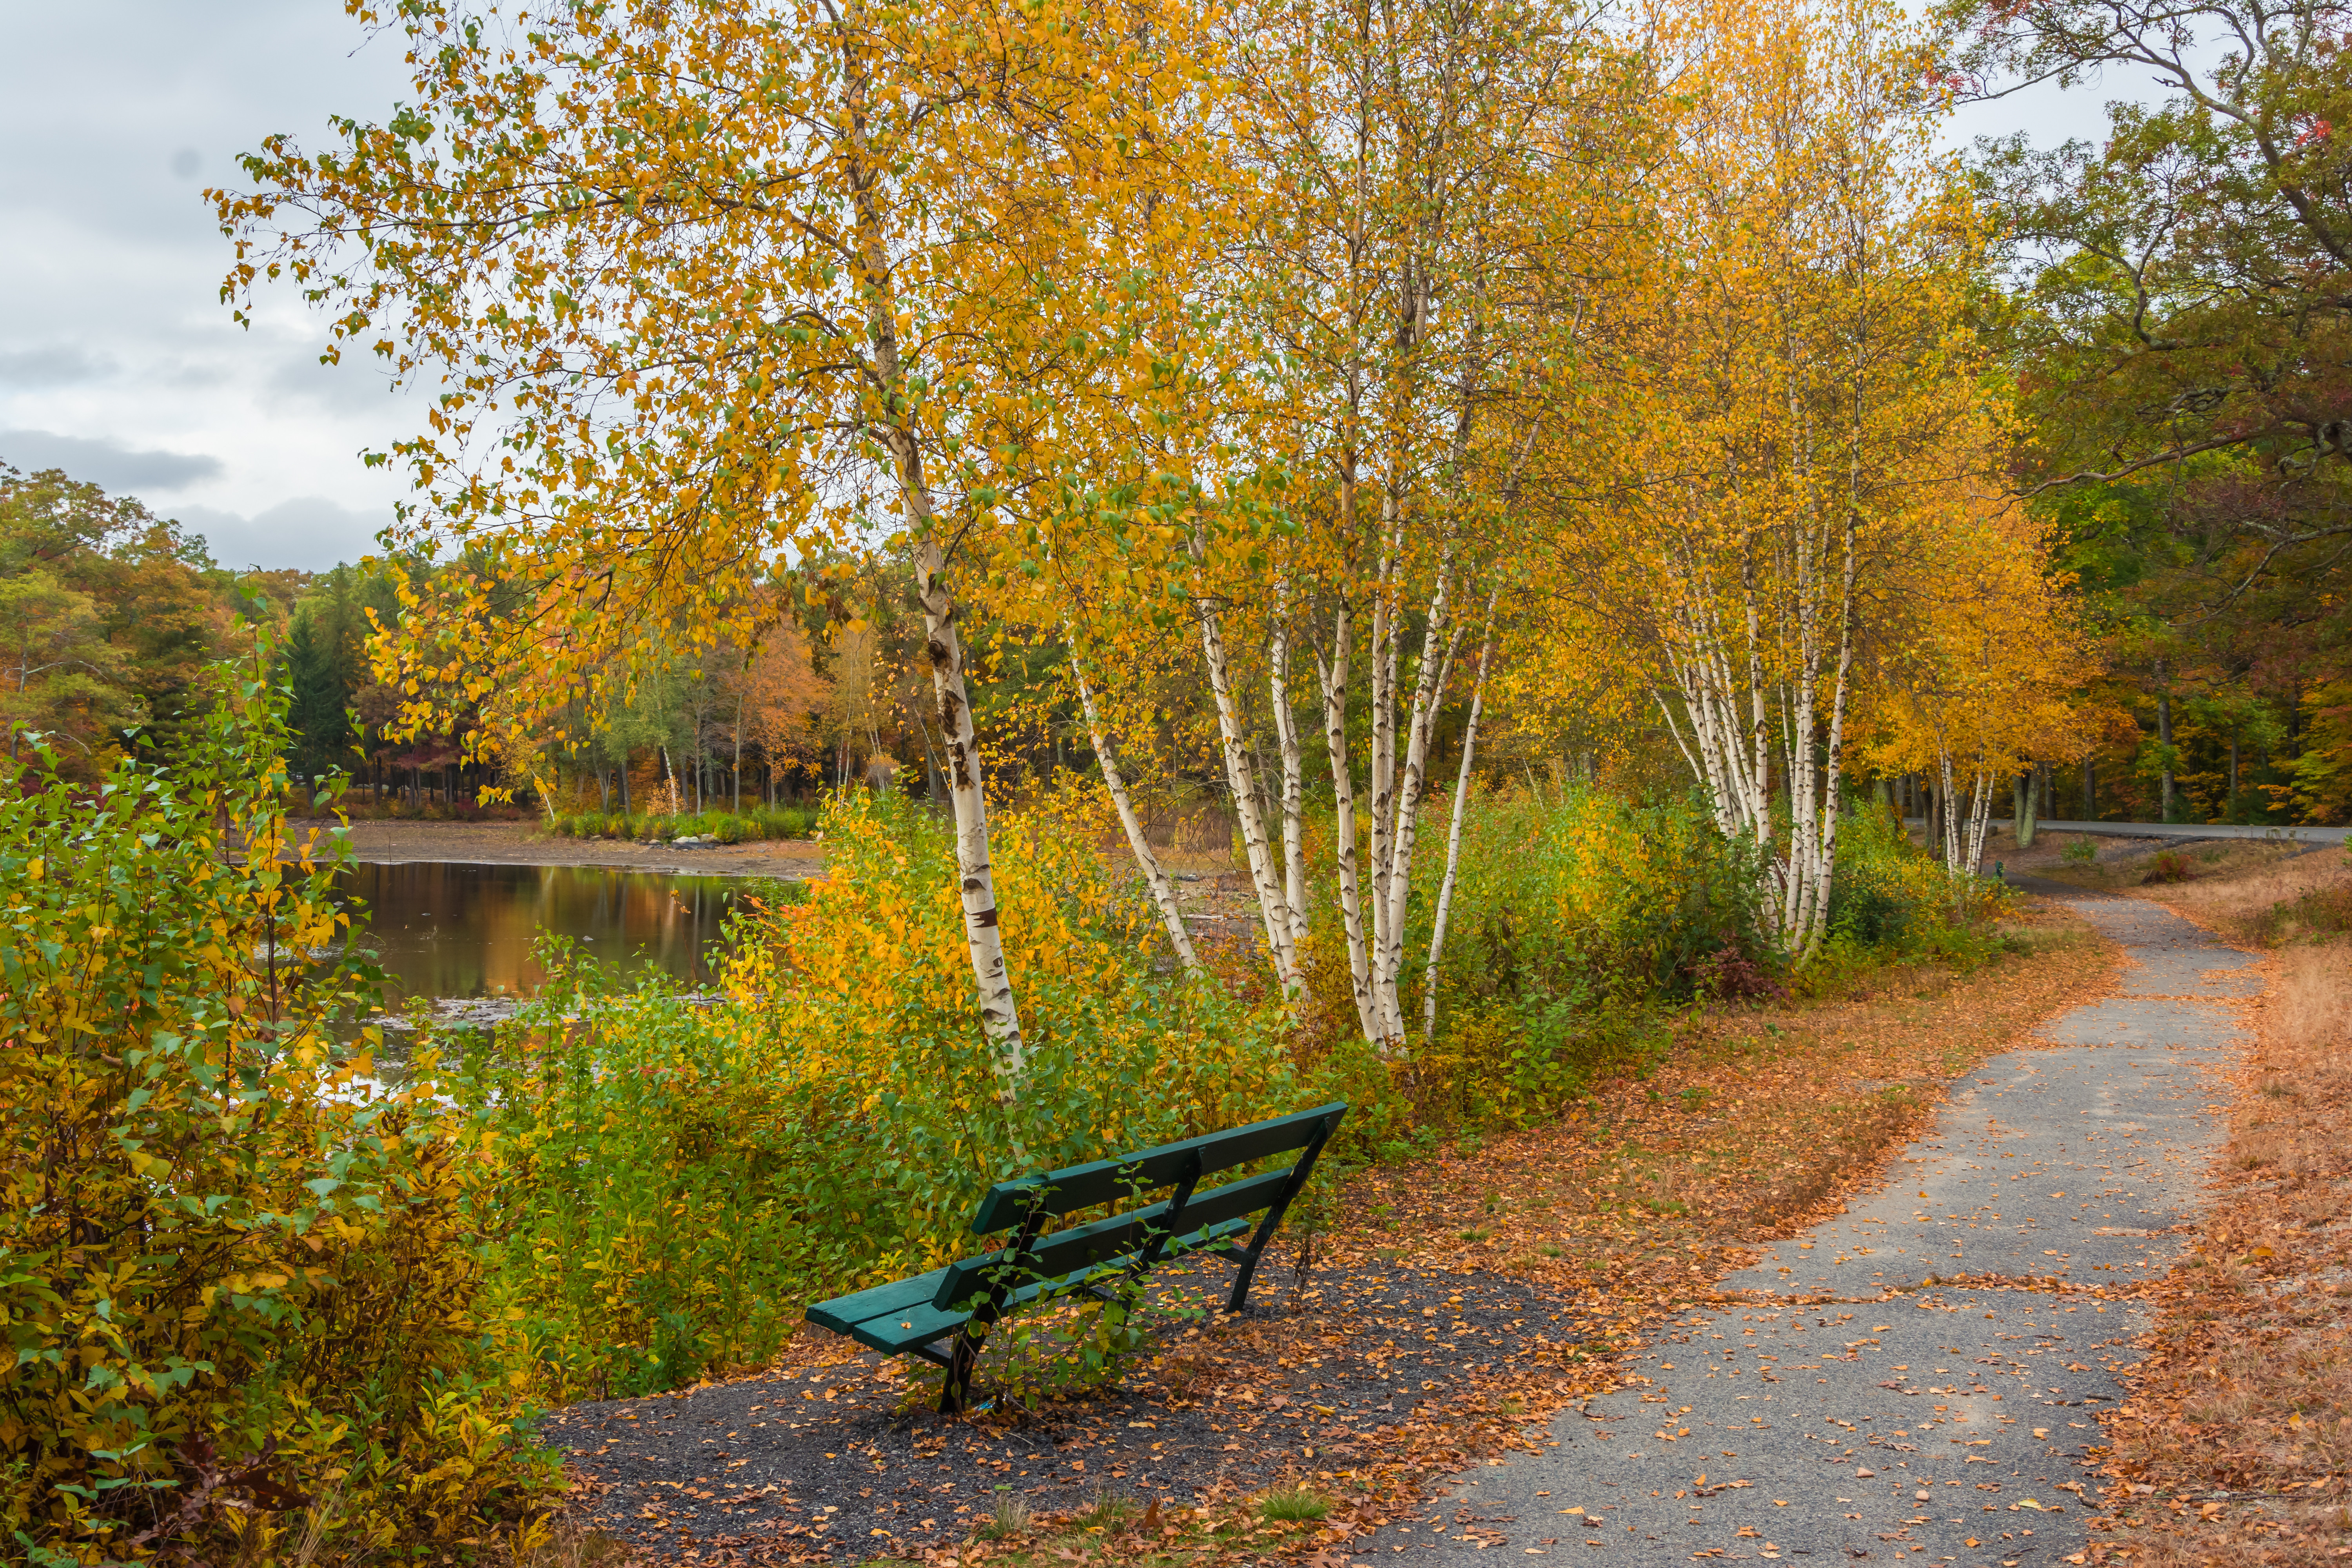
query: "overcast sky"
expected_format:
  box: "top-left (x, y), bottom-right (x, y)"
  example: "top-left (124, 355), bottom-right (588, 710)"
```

top-left (0, 1), bottom-right (416, 572)
top-left (0, 4), bottom-right (2157, 577)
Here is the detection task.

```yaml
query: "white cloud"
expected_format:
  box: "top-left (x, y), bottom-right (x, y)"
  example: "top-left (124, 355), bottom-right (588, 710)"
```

top-left (269, 350), bottom-right (411, 417)
top-left (0, 428), bottom-right (223, 491)
top-left (0, 346), bottom-right (117, 388)
top-left (0, 0), bottom-right (416, 573)
top-left (174, 497), bottom-right (392, 575)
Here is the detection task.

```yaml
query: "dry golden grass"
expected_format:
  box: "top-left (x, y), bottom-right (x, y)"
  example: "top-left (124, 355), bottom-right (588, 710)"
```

top-left (513, 1523), bottom-right (641, 1568)
top-left (2028, 835), bottom-right (2328, 896)
top-left (2091, 870), bottom-right (2352, 1565)
top-left (2135, 847), bottom-right (2352, 946)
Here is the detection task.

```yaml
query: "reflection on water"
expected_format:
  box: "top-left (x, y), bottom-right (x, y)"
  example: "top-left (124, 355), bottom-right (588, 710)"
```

top-left (340, 861), bottom-right (753, 1005)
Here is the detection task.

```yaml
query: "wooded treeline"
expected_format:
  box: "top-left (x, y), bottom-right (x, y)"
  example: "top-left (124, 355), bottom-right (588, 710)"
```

top-left (1957, 0), bottom-right (2352, 829)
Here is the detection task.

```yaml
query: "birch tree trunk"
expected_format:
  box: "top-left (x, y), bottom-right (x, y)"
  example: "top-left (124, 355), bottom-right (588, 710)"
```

top-left (1423, 588), bottom-right (1497, 1043)
top-left (1071, 657), bottom-right (1202, 975)
top-left (1791, 510), bottom-right (1859, 963)
top-left (844, 43), bottom-right (1024, 1104)
top-left (1315, 604), bottom-right (1381, 1043)
top-left (1960, 769), bottom-right (1996, 892)
top-left (1650, 564), bottom-right (1856, 961)
top-left (1194, 575), bottom-right (1305, 999)
top-left (863, 327), bottom-right (1025, 1095)
top-left (1364, 517), bottom-right (1401, 1034)
top-left (907, 512), bottom-right (1025, 1090)
top-left (1269, 576), bottom-right (1310, 951)
top-left (1374, 564), bottom-right (1461, 1044)
top-left (1936, 751), bottom-right (2002, 909)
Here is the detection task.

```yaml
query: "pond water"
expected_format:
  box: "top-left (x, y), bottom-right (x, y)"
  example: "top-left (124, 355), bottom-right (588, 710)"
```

top-left (339, 860), bottom-right (762, 1011)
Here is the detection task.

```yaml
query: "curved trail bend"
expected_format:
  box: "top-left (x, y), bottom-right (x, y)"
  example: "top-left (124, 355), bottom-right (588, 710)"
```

top-left (1360, 892), bottom-right (2251, 1568)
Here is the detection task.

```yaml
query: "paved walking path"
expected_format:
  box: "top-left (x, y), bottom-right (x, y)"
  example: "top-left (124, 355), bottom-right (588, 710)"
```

top-left (1918, 817), bottom-right (2348, 847)
top-left (1357, 893), bottom-right (2250, 1568)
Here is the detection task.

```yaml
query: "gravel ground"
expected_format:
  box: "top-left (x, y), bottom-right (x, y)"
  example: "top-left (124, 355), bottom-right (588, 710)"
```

top-left (1353, 889), bottom-right (2251, 1567)
top-left (541, 1254), bottom-right (1590, 1559)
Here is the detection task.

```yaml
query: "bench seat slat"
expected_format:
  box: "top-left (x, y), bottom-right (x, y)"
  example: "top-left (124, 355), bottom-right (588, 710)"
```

top-left (1164, 1214), bottom-right (1253, 1256)
top-left (933, 1169), bottom-right (1294, 1309)
top-left (804, 1268), bottom-right (949, 1339)
top-left (831, 1296), bottom-right (971, 1355)
top-left (935, 1197), bottom-right (1174, 1308)
top-left (1178, 1103), bottom-right (1348, 1180)
top-left (1162, 1166), bottom-right (1290, 1234)
top-left (817, 1217), bottom-right (1259, 1356)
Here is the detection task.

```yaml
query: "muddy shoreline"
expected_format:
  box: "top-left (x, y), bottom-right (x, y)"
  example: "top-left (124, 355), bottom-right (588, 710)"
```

top-left (286, 819), bottom-right (828, 879)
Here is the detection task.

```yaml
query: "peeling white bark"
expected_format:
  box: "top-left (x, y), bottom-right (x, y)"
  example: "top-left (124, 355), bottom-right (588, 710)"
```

top-left (1937, 750), bottom-right (1996, 907)
top-left (1423, 587), bottom-right (1497, 1044)
top-left (1268, 574), bottom-right (1309, 951)
top-left (1314, 603), bottom-right (1380, 1043)
top-left (1365, 517), bottom-right (1400, 1023)
top-left (1070, 654), bottom-right (1201, 975)
top-left (1193, 546), bottom-right (1305, 1000)
top-left (1650, 506), bottom-right (1857, 962)
top-left (908, 519), bottom-right (1025, 1092)
top-left (844, 77), bottom-right (1024, 1107)
top-left (1372, 557), bottom-right (1459, 1045)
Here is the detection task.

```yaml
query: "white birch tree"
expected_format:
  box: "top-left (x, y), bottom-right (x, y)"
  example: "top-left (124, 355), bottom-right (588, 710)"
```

top-left (223, 0), bottom-right (1234, 1098)
top-left (1528, 0), bottom-right (2002, 963)
top-left (1209, 0), bottom-right (1613, 1051)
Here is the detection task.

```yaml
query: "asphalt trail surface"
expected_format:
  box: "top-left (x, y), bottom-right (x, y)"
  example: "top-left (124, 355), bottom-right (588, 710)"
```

top-left (1356, 892), bottom-right (2250, 1568)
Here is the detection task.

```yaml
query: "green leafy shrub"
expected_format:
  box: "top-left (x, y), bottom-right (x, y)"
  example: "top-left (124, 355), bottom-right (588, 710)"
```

top-left (1809, 806), bottom-right (2012, 978)
top-left (1414, 786), bottom-right (1770, 1013)
top-left (1327, 786), bottom-right (1759, 1126)
top-left (455, 792), bottom-right (1294, 1405)
top-left (1827, 806), bottom-right (1928, 947)
top-left (0, 653), bottom-right (557, 1563)
top-left (1403, 989), bottom-right (1663, 1127)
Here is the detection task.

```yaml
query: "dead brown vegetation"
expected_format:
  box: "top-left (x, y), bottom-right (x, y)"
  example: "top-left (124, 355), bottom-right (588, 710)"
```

top-left (2031, 835), bottom-right (2315, 895)
top-left (2134, 848), bottom-right (2352, 947)
top-left (2089, 857), bottom-right (2352, 1566)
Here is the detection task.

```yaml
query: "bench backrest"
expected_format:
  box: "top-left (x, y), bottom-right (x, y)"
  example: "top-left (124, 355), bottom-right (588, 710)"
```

top-left (932, 1101), bottom-right (1347, 1310)
top-left (967, 1101), bottom-right (1348, 1233)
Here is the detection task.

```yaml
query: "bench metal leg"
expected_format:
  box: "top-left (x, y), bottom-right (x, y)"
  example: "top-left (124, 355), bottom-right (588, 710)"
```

top-left (1224, 1117), bottom-right (1334, 1314)
top-left (940, 1326), bottom-right (983, 1414)
top-left (937, 1197), bottom-right (1047, 1414)
top-left (1225, 1246), bottom-right (1268, 1313)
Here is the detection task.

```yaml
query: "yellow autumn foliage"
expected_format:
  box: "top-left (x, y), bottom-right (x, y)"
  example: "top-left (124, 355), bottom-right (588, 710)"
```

top-left (722, 791), bottom-right (1298, 1242)
top-left (461, 789), bottom-right (1296, 1406)
top-left (2, 655), bottom-right (558, 1565)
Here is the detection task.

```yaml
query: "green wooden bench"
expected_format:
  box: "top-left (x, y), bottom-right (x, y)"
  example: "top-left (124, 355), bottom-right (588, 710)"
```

top-left (806, 1101), bottom-right (1348, 1411)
